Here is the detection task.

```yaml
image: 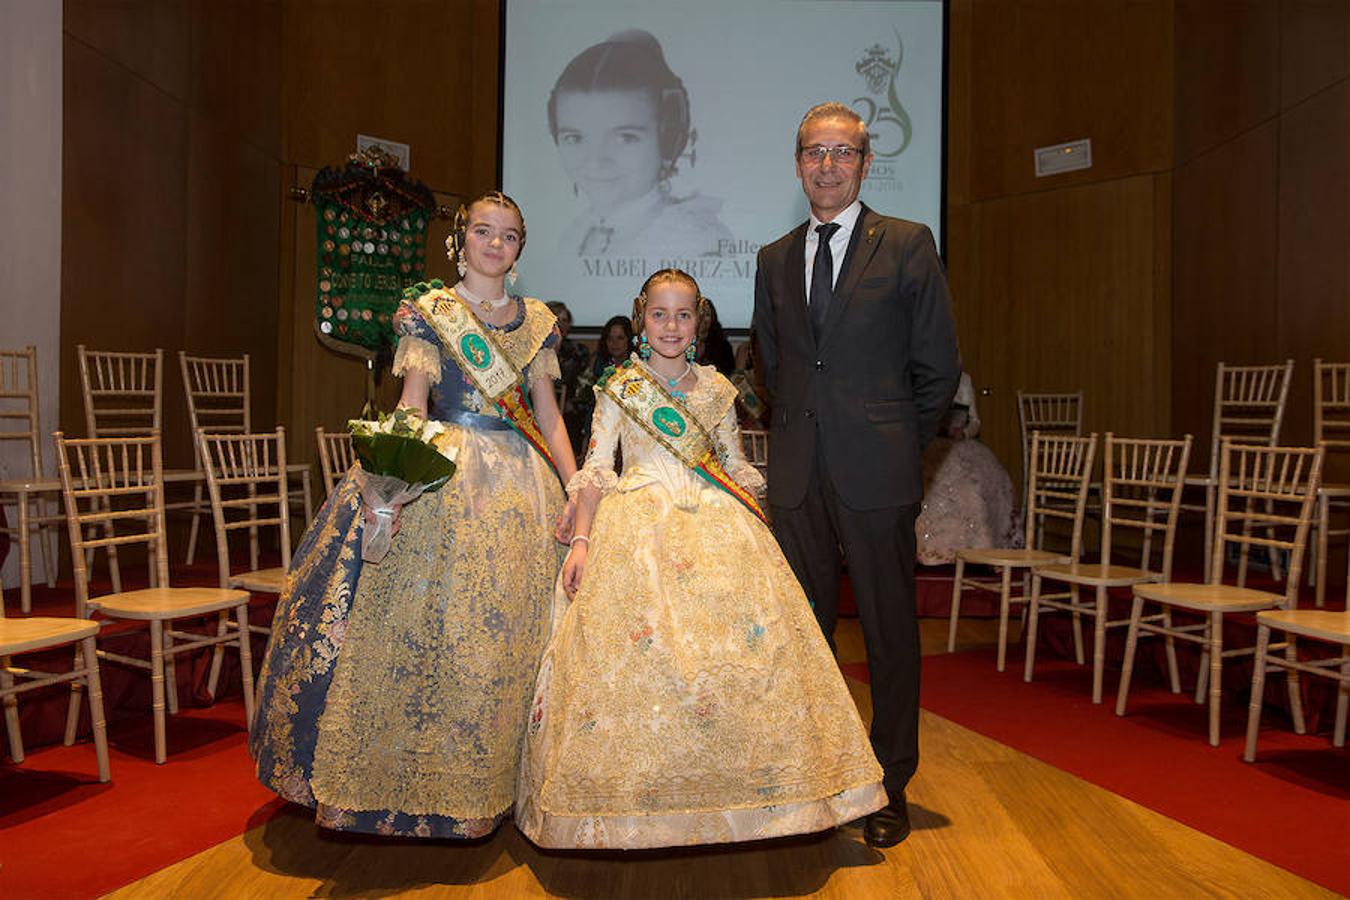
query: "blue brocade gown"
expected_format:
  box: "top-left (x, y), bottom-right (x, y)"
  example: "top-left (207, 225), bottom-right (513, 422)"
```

top-left (250, 292), bottom-right (564, 838)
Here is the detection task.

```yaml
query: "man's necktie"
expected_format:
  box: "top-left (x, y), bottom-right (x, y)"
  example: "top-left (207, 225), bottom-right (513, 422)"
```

top-left (809, 222), bottom-right (841, 338)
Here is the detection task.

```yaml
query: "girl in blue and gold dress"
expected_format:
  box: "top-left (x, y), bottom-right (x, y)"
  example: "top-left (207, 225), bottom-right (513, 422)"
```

top-left (250, 191), bottom-right (577, 838)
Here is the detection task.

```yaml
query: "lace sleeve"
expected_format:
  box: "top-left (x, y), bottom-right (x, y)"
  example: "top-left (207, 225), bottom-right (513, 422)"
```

top-left (528, 346), bottom-right (562, 385)
top-left (566, 390), bottom-right (621, 498)
top-left (713, 403), bottom-right (766, 498)
top-left (391, 335), bottom-right (442, 384)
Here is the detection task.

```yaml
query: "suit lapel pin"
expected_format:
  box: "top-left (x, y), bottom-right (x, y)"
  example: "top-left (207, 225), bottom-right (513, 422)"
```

top-left (867, 227), bottom-right (876, 243)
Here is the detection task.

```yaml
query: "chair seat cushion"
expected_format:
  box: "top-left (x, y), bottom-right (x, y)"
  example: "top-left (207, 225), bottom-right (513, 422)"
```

top-left (959, 547), bottom-right (1069, 567)
top-left (0, 617), bottom-right (100, 655)
top-left (90, 587), bottom-right (250, 620)
top-left (1133, 582), bottom-right (1281, 612)
top-left (1033, 562), bottom-right (1154, 587)
top-left (1255, 609), bottom-right (1350, 644)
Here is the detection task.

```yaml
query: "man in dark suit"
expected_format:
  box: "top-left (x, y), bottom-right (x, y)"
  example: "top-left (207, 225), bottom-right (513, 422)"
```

top-left (753, 102), bottom-right (960, 848)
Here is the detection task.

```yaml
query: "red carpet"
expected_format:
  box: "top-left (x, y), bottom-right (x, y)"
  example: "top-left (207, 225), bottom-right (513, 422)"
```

top-left (0, 698), bottom-right (281, 899)
top-left (888, 647), bottom-right (1350, 896)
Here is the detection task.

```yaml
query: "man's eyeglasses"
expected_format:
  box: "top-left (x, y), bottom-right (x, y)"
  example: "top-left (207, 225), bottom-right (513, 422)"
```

top-left (798, 145), bottom-right (865, 165)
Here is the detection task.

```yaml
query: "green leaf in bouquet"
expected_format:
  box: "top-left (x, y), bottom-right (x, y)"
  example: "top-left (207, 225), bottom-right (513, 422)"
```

top-left (351, 432), bottom-right (457, 492)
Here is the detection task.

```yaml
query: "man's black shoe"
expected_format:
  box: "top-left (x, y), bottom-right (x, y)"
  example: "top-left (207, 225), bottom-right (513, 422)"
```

top-left (863, 793), bottom-right (911, 848)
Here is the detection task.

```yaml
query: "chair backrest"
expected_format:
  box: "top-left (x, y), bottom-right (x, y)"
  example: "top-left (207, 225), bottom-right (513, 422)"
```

top-left (1017, 391), bottom-right (1083, 493)
top-left (1211, 440), bottom-right (1324, 607)
top-left (197, 428), bottom-right (292, 586)
top-left (1207, 360), bottom-right (1294, 477)
top-left (1100, 433), bottom-right (1194, 578)
top-left (77, 346), bottom-right (164, 437)
top-left (315, 426), bottom-right (356, 496)
top-left (1313, 359), bottom-right (1350, 474)
top-left (741, 428), bottom-right (769, 470)
top-left (180, 352), bottom-right (251, 460)
top-left (53, 431), bottom-right (168, 617)
top-left (0, 346), bottom-right (43, 479)
top-left (1025, 431), bottom-right (1097, 558)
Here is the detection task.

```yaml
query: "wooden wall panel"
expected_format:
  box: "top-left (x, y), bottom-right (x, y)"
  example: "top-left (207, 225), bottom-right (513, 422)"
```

top-left (190, 0), bottom-right (283, 157)
top-left (1276, 81), bottom-right (1350, 447)
top-left (963, 175), bottom-right (1167, 477)
top-left (968, 0), bottom-right (1172, 201)
top-left (62, 0), bottom-right (283, 471)
top-left (1279, 0), bottom-right (1350, 110)
top-left (184, 112), bottom-right (283, 433)
top-left (281, 0), bottom-right (498, 198)
top-left (277, 1), bottom-right (501, 468)
top-left (61, 33), bottom-right (189, 447)
top-left (64, 0), bottom-right (190, 100)
top-left (1171, 2), bottom-right (1350, 470)
top-left (1170, 122), bottom-right (1279, 459)
top-left (1173, 0), bottom-right (1279, 165)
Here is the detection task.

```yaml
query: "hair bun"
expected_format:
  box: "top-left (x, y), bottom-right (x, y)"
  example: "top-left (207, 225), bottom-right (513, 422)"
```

top-left (606, 29), bottom-right (661, 52)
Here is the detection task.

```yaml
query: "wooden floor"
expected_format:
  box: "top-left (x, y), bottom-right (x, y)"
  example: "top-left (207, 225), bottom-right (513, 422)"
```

top-left (107, 620), bottom-right (1335, 899)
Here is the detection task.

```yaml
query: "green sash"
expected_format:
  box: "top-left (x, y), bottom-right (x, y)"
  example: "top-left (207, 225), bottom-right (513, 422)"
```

top-left (601, 360), bottom-right (766, 523)
top-left (411, 283), bottom-right (557, 477)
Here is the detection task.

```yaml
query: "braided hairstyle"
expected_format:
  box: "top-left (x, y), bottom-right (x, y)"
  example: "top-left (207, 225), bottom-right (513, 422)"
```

top-left (444, 189), bottom-right (527, 270)
top-left (632, 268), bottom-right (711, 340)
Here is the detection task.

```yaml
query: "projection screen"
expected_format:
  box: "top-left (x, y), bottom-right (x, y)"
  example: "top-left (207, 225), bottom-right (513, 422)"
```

top-left (502, 0), bottom-right (946, 328)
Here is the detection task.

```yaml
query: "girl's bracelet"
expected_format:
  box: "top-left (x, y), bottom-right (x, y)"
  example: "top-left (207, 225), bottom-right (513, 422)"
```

top-left (568, 535), bottom-right (590, 547)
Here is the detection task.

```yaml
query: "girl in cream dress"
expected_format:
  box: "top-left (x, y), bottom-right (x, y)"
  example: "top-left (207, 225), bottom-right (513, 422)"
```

top-left (516, 269), bottom-right (885, 850)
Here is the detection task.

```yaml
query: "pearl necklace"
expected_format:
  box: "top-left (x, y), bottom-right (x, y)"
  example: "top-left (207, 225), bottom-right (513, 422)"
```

top-left (645, 359), bottom-right (693, 396)
top-left (455, 281), bottom-right (511, 313)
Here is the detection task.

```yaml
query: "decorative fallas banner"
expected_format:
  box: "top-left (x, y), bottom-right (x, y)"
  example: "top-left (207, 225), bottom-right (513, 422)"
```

top-left (312, 146), bottom-right (435, 356)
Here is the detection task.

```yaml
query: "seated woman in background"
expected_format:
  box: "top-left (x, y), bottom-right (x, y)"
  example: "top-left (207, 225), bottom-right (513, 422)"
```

top-left (572, 315), bottom-right (634, 453)
top-left (547, 301), bottom-right (591, 456)
top-left (696, 298), bottom-right (736, 376)
top-left (915, 371), bottom-right (1020, 566)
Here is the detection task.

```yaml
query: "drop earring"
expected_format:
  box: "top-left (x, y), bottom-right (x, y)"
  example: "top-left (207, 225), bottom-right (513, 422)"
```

top-left (507, 262), bottom-right (518, 287)
top-left (456, 255), bottom-right (467, 278)
top-left (685, 339), bottom-right (697, 364)
top-left (638, 334), bottom-right (652, 361)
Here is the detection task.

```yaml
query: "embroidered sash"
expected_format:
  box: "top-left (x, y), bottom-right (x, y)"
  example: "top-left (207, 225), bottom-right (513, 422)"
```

top-left (411, 283), bottom-right (558, 477)
top-left (601, 360), bottom-right (766, 523)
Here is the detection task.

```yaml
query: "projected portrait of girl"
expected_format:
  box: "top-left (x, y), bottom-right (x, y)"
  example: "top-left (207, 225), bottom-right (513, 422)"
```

top-left (548, 30), bottom-right (732, 260)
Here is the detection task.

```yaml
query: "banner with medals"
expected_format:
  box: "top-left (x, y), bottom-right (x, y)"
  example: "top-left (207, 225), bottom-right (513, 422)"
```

top-left (409, 282), bottom-right (559, 478)
top-left (600, 360), bottom-right (767, 523)
top-left (313, 147), bottom-right (435, 357)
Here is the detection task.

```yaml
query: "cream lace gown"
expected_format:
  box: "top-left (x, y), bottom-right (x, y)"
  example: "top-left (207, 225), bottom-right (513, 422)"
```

top-left (516, 359), bottom-right (885, 849)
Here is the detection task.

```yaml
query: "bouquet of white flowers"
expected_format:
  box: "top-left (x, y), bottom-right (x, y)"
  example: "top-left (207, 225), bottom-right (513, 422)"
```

top-left (348, 407), bottom-right (459, 563)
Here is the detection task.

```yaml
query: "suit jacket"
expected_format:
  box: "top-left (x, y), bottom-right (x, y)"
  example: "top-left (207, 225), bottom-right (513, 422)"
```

top-left (752, 204), bottom-right (960, 510)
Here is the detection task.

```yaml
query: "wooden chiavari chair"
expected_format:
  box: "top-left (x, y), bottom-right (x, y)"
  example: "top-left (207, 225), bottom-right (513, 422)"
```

top-left (1244, 606), bottom-right (1349, 761)
top-left (1116, 441), bottom-right (1323, 746)
top-left (1017, 391), bottom-right (1088, 540)
top-left (78, 345), bottom-right (163, 438)
top-left (1025, 434), bottom-right (1193, 703)
top-left (0, 346), bottom-right (61, 612)
top-left (1310, 359), bottom-right (1350, 607)
top-left (77, 346), bottom-right (166, 592)
top-left (316, 426), bottom-right (357, 497)
top-left (180, 352), bottom-right (312, 562)
top-left (179, 352), bottom-right (249, 565)
top-left (1017, 390), bottom-right (1083, 486)
top-left (1, 577), bottom-right (110, 782)
top-left (741, 428), bottom-right (769, 478)
top-left (198, 427), bottom-right (291, 697)
top-left (54, 431), bottom-right (255, 764)
top-left (1181, 361), bottom-right (1294, 582)
top-left (949, 432), bottom-right (1098, 672)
